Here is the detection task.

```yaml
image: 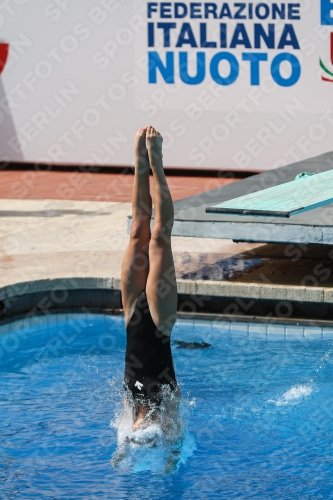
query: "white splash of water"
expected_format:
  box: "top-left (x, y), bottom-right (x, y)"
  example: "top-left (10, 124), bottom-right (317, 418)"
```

top-left (268, 384), bottom-right (313, 407)
top-left (110, 388), bottom-right (196, 473)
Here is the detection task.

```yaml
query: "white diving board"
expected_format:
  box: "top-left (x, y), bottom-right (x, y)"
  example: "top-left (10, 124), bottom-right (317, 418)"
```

top-left (206, 170), bottom-right (333, 218)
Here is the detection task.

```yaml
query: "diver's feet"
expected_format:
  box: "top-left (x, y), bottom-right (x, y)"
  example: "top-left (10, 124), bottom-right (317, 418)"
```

top-left (135, 127), bottom-right (149, 168)
top-left (146, 126), bottom-right (163, 168)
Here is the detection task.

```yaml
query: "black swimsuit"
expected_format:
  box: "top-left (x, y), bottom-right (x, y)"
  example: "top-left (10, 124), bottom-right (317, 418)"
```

top-left (124, 290), bottom-right (177, 405)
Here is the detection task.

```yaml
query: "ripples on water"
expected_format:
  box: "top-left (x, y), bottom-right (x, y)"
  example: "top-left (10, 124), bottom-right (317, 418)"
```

top-left (1, 315), bottom-right (333, 498)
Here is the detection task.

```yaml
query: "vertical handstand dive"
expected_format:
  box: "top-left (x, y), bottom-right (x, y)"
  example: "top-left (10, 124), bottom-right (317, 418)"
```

top-left (121, 126), bottom-right (179, 439)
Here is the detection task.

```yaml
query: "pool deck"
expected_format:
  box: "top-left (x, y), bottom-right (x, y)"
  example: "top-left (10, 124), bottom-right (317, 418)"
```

top-left (0, 168), bottom-right (332, 325)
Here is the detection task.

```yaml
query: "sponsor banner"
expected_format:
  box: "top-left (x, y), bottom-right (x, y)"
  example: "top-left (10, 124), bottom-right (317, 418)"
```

top-left (0, 0), bottom-right (333, 170)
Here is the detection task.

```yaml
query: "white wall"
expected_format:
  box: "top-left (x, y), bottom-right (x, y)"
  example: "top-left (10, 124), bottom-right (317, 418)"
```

top-left (1, 0), bottom-right (333, 171)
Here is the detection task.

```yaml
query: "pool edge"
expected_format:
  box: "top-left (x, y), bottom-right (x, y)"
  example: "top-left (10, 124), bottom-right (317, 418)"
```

top-left (0, 277), bottom-right (332, 328)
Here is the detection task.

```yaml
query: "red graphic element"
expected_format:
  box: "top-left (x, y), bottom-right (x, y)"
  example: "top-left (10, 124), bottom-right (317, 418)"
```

top-left (0, 43), bottom-right (9, 74)
top-left (322, 75), bottom-right (333, 82)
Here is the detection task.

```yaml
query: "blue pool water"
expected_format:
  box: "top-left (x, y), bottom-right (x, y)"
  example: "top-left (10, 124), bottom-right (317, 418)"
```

top-left (1, 315), bottom-right (333, 499)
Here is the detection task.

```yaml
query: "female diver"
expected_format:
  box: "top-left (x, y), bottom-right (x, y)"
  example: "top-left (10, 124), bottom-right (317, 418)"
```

top-left (121, 126), bottom-right (179, 440)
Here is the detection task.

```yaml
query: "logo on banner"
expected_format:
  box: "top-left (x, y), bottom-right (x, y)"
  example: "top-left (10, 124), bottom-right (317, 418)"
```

top-left (320, 0), bottom-right (333, 81)
top-left (319, 34), bottom-right (333, 81)
top-left (147, 2), bottom-right (302, 88)
top-left (0, 43), bottom-right (8, 74)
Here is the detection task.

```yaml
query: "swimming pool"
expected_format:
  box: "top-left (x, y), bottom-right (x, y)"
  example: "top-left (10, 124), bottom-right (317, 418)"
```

top-left (1, 314), bottom-right (333, 499)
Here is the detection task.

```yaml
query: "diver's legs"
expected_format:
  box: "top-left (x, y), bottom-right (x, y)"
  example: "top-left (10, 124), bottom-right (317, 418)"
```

top-left (145, 126), bottom-right (177, 337)
top-left (121, 127), bottom-right (152, 326)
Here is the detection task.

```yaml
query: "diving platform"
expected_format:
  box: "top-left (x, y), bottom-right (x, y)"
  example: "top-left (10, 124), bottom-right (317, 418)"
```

top-left (172, 152), bottom-right (333, 245)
